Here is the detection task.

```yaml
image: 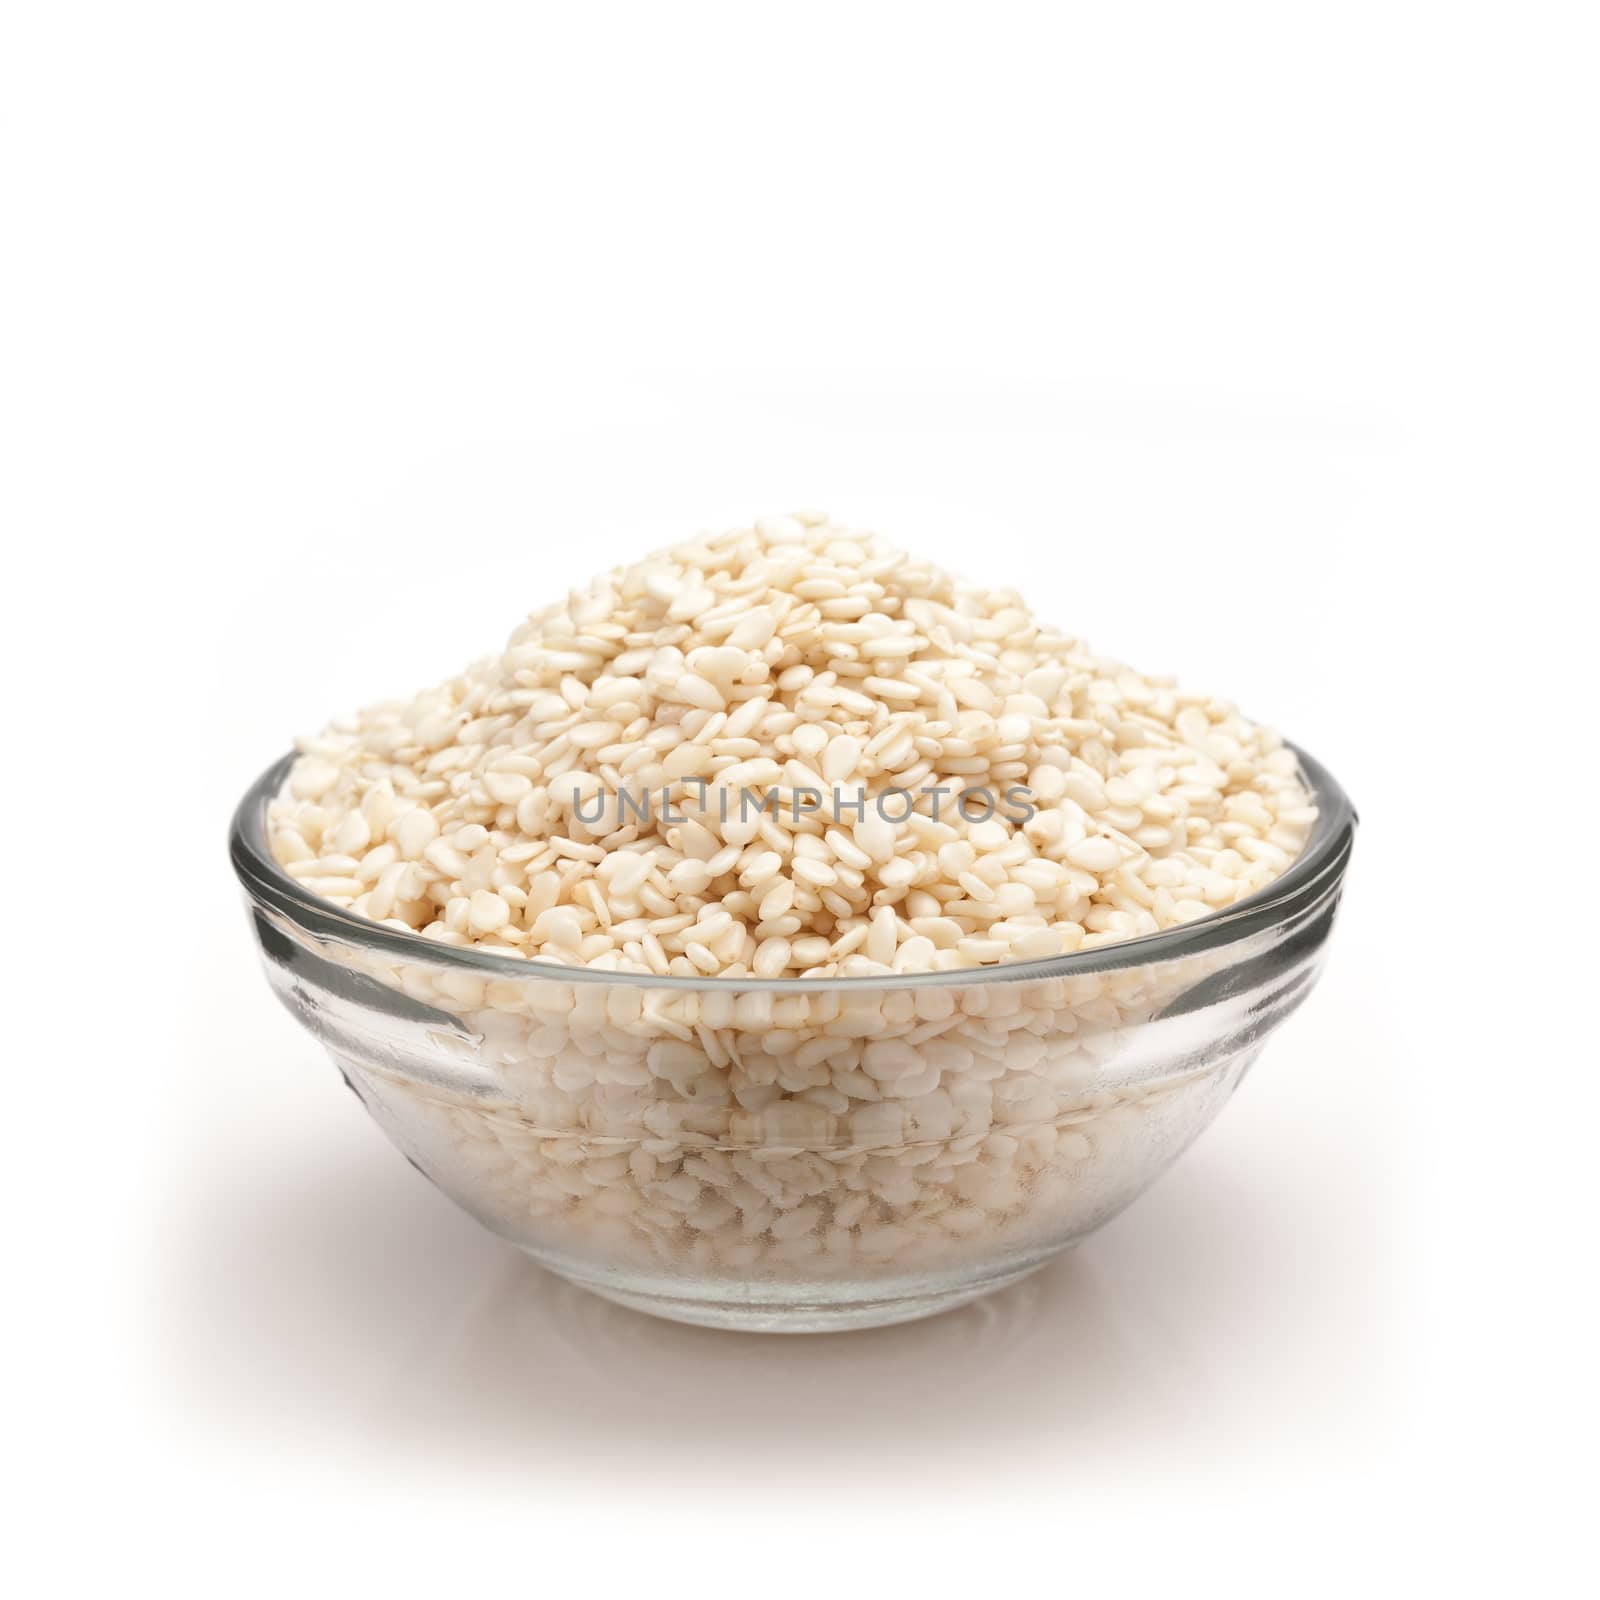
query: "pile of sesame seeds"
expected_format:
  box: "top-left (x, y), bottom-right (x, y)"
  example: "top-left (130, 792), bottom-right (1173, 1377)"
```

top-left (269, 513), bottom-right (1314, 976)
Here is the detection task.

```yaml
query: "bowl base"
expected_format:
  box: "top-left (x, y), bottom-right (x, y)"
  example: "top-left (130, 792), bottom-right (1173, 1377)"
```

top-left (525, 1248), bottom-right (1061, 1333)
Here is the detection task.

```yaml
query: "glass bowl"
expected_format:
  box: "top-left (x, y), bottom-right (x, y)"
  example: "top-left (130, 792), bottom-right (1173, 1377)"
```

top-left (230, 747), bottom-right (1355, 1332)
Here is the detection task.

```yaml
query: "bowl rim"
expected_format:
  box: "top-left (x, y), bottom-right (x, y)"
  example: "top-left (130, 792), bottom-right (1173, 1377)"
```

top-left (230, 744), bottom-right (1356, 991)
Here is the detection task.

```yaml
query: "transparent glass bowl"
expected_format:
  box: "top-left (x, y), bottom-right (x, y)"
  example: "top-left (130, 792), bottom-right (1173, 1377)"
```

top-left (230, 748), bottom-right (1355, 1332)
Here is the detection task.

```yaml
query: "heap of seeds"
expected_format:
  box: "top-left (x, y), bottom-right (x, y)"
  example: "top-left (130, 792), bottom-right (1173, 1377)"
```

top-left (269, 513), bottom-right (1315, 975)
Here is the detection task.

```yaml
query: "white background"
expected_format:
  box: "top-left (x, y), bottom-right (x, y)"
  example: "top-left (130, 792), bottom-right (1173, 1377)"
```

top-left (3, 3), bottom-right (1595, 1593)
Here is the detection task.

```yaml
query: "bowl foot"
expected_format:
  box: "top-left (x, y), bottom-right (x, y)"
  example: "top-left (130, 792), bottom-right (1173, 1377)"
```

top-left (525, 1249), bottom-right (1060, 1333)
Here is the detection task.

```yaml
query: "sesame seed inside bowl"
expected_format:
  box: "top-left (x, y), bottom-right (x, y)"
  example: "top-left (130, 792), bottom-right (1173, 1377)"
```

top-left (269, 512), bottom-right (1314, 978)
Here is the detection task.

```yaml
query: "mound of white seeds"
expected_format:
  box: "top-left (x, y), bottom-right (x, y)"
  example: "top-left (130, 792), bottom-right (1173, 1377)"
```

top-left (258, 513), bottom-right (1336, 1316)
top-left (270, 512), bottom-right (1314, 974)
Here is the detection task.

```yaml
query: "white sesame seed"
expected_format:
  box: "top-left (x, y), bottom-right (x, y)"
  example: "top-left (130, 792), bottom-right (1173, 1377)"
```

top-left (855, 811), bottom-right (896, 865)
top-left (1064, 836), bottom-right (1123, 873)
top-left (752, 937), bottom-right (792, 978)
top-left (822, 734), bottom-right (861, 783)
top-left (468, 889), bottom-right (511, 934)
